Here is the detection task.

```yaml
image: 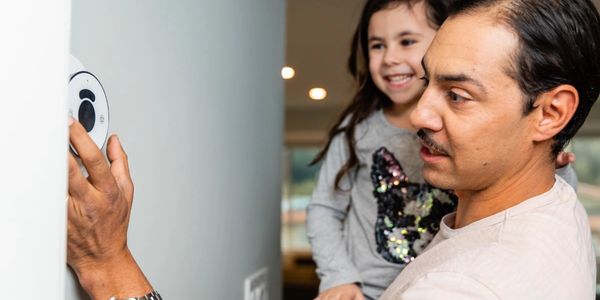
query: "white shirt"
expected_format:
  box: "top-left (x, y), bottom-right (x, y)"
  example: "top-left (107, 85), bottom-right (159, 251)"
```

top-left (381, 176), bottom-right (596, 300)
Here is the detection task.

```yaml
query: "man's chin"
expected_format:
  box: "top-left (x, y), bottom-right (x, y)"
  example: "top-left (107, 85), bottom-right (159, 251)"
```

top-left (422, 170), bottom-right (455, 190)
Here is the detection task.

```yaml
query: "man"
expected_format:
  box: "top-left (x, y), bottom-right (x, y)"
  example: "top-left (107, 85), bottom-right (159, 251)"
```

top-left (381, 0), bottom-right (600, 299)
top-left (67, 118), bottom-right (162, 300)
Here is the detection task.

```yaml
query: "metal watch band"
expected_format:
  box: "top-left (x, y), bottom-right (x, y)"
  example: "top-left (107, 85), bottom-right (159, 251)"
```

top-left (108, 290), bottom-right (162, 300)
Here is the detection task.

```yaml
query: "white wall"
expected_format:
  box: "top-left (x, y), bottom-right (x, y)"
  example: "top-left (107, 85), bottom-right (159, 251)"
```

top-left (0, 1), bottom-right (71, 299)
top-left (69, 1), bottom-right (285, 299)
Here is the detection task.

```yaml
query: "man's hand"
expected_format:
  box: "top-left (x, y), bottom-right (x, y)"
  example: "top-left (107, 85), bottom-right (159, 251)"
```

top-left (67, 118), bottom-right (152, 299)
top-left (315, 284), bottom-right (365, 300)
top-left (555, 151), bottom-right (576, 169)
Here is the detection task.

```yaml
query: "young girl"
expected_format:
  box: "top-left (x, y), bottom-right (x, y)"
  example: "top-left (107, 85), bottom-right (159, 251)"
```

top-left (306, 0), bottom-right (576, 299)
top-left (307, 1), bottom-right (454, 299)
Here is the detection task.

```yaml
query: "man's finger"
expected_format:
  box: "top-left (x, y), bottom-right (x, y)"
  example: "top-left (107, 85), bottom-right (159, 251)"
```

top-left (107, 135), bottom-right (130, 176)
top-left (69, 118), bottom-right (116, 193)
top-left (67, 153), bottom-right (90, 199)
top-left (107, 135), bottom-right (134, 201)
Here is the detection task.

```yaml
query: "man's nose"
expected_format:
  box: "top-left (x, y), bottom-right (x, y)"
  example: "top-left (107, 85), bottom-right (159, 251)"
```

top-left (410, 88), bottom-right (443, 132)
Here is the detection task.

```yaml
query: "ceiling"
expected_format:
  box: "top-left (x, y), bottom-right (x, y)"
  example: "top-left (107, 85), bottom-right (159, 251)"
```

top-left (285, 0), bottom-right (363, 111)
top-left (284, 0), bottom-right (600, 144)
top-left (284, 0), bottom-right (364, 144)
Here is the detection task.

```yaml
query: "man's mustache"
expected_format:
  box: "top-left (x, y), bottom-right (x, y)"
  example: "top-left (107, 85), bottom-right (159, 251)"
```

top-left (417, 129), bottom-right (449, 155)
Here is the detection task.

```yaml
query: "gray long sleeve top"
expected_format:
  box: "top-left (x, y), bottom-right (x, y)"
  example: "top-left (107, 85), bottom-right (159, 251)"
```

top-left (307, 110), bottom-right (426, 299)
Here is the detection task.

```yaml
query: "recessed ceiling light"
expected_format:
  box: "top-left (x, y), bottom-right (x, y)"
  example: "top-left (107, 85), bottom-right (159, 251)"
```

top-left (281, 66), bottom-right (295, 80)
top-left (309, 87), bottom-right (327, 100)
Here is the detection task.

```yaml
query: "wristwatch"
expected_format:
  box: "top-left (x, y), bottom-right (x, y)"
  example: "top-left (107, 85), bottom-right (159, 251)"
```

top-left (108, 290), bottom-right (162, 300)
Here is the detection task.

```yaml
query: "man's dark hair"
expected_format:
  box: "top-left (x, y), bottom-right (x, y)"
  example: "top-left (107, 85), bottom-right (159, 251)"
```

top-left (449, 0), bottom-right (600, 155)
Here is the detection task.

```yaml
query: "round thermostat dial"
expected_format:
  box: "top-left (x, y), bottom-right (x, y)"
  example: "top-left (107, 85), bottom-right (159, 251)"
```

top-left (68, 71), bottom-right (109, 154)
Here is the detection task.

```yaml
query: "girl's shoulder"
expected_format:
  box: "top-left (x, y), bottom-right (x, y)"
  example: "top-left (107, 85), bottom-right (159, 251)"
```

top-left (325, 111), bottom-right (381, 156)
top-left (336, 109), bottom-right (383, 134)
top-left (355, 110), bottom-right (413, 142)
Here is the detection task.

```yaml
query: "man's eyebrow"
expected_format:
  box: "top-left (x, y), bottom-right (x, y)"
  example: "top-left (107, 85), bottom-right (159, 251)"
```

top-left (435, 73), bottom-right (487, 94)
top-left (422, 57), bottom-right (487, 94)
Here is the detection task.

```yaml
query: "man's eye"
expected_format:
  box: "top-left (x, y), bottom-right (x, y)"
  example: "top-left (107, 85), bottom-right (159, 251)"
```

top-left (448, 91), bottom-right (467, 103)
top-left (401, 39), bottom-right (416, 46)
top-left (419, 76), bottom-right (429, 86)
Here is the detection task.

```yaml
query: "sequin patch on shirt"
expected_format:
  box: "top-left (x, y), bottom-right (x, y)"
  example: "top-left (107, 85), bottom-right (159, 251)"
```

top-left (370, 147), bottom-right (457, 264)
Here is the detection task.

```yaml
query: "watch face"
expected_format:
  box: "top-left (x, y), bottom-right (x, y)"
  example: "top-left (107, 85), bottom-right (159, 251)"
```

top-left (68, 71), bottom-right (109, 154)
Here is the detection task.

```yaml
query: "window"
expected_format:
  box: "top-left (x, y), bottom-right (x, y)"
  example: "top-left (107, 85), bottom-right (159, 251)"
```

top-left (571, 137), bottom-right (600, 293)
top-left (281, 146), bottom-right (322, 250)
top-left (572, 137), bottom-right (600, 222)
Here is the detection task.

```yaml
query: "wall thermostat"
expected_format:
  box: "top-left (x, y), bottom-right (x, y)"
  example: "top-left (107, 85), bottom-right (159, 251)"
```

top-left (68, 55), bottom-right (109, 155)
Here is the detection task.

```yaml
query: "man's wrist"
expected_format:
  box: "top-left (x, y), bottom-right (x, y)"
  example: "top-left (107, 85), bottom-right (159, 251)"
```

top-left (74, 248), bottom-right (154, 300)
top-left (108, 290), bottom-right (162, 300)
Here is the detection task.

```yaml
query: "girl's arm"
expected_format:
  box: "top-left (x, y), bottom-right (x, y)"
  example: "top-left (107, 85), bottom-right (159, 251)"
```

top-left (307, 133), bottom-right (363, 292)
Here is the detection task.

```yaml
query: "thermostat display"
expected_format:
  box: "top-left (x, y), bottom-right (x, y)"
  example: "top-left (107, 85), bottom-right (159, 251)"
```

top-left (68, 55), bottom-right (109, 154)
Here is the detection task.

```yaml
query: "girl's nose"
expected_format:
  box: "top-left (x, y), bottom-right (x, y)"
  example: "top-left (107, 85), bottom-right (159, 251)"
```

top-left (383, 47), bottom-right (401, 66)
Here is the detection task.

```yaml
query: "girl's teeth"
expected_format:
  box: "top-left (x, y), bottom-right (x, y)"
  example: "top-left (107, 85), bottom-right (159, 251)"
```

top-left (388, 75), bottom-right (411, 83)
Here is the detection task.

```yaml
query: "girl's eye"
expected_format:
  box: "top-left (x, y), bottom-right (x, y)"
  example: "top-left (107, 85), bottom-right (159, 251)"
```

top-left (370, 43), bottom-right (384, 50)
top-left (419, 76), bottom-right (429, 86)
top-left (401, 39), bottom-right (416, 46)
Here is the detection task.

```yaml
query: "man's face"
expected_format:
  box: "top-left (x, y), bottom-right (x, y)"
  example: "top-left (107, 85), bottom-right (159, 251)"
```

top-left (410, 12), bottom-right (537, 191)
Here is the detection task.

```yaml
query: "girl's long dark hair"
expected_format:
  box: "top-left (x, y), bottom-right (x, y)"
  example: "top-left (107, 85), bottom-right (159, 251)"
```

top-left (311, 0), bottom-right (451, 190)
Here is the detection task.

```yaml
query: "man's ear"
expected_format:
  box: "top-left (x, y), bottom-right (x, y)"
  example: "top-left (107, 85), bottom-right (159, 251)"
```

top-left (531, 84), bottom-right (578, 142)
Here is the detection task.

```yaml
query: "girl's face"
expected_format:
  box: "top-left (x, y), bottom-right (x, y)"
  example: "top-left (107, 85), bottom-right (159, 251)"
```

top-left (368, 2), bottom-right (437, 107)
